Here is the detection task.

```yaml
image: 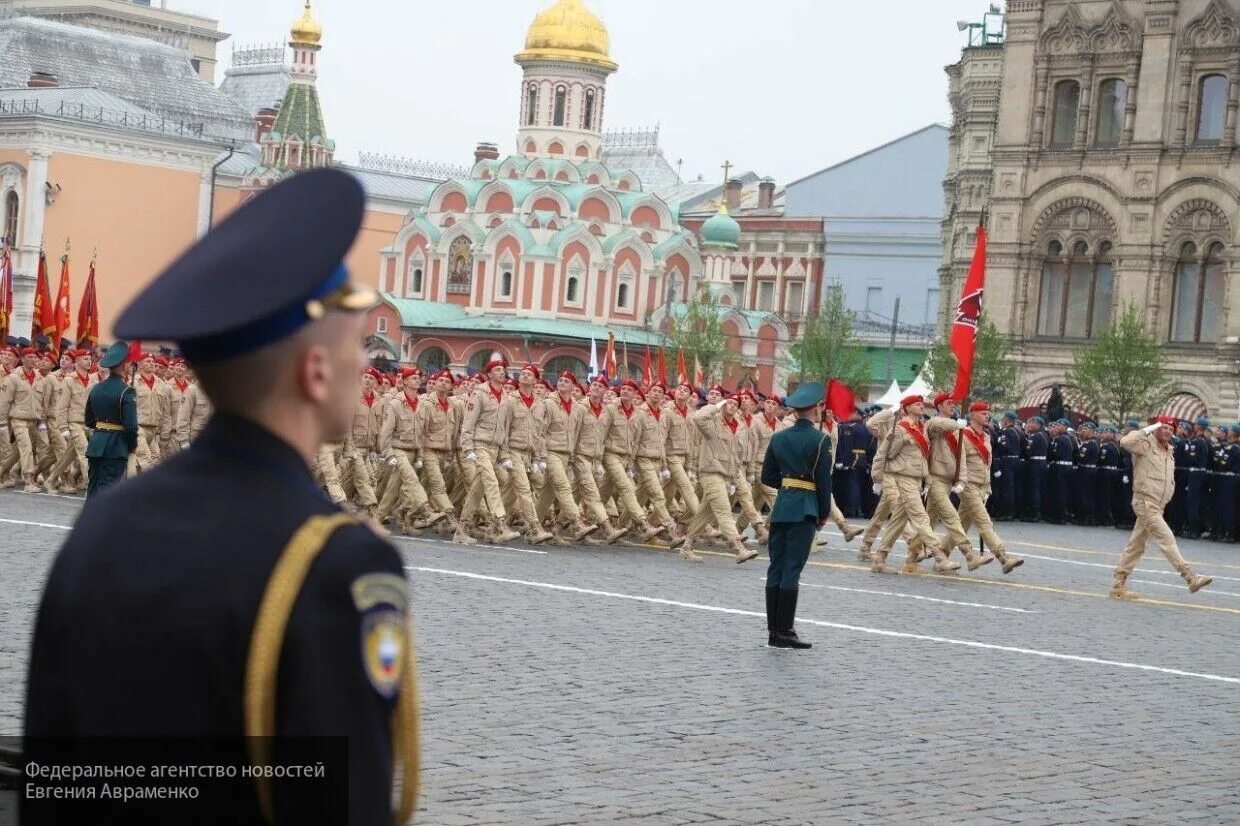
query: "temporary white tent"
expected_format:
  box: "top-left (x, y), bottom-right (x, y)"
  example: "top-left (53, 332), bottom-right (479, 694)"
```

top-left (874, 379), bottom-right (903, 408)
top-left (903, 373), bottom-right (934, 401)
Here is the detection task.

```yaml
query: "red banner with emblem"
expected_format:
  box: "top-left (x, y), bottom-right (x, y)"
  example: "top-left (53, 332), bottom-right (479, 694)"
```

top-left (51, 246), bottom-right (71, 353)
top-left (950, 222), bottom-right (986, 400)
top-left (76, 257), bottom-right (100, 350)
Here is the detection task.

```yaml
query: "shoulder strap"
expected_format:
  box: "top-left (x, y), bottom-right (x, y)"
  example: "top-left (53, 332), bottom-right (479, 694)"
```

top-left (812, 432), bottom-right (828, 478)
top-left (245, 514), bottom-right (419, 825)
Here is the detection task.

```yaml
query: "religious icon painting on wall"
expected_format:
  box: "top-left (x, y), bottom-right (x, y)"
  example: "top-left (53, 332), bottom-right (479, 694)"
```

top-left (447, 237), bottom-right (473, 294)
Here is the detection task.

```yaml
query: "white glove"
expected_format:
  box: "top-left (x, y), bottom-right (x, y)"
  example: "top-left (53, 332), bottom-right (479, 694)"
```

top-left (659, 468), bottom-right (671, 482)
top-left (688, 471), bottom-right (697, 482)
top-left (466, 451), bottom-right (477, 462)
top-left (387, 456), bottom-right (399, 467)
top-left (627, 467), bottom-right (636, 479)
top-left (728, 484), bottom-right (737, 495)
top-left (951, 483), bottom-right (965, 495)
top-left (956, 418), bottom-right (968, 427)
top-left (1122, 475), bottom-right (1129, 484)
top-left (872, 483), bottom-right (882, 494)
top-left (369, 452), bottom-right (379, 463)
top-left (180, 442), bottom-right (190, 451)
top-left (834, 463), bottom-right (845, 470)
top-left (0, 425), bottom-right (7, 433)
top-left (994, 470), bottom-right (1002, 478)
top-left (37, 423), bottom-right (46, 431)
top-left (414, 459), bottom-right (423, 470)
top-left (746, 473), bottom-right (756, 484)
top-left (501, 459), bottom-right (514, 470)
top-left (595, 463), bottom-right (605, 478)
top-left (538, 461), bottom-right (548, 472)
top-left (60, 429), bottom-right (70, 438)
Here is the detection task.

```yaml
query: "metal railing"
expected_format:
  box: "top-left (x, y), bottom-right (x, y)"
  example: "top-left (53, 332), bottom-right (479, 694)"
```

top-left (0, 97), bottom-right (206, 137)
top-left (355, 152), bottom-right (470, 180)
top-left (602, 125), bottom-right (661, 149)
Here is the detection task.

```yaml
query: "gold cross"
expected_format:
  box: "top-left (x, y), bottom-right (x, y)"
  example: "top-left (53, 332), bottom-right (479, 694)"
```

top-left (721, 160), bottom-right (732, 188)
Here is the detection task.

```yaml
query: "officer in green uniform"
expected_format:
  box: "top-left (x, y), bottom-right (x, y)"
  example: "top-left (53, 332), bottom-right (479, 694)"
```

top-left (83, 341), bottom-right (137, 497)
top-left (760, 381), bottom-right (833, 650)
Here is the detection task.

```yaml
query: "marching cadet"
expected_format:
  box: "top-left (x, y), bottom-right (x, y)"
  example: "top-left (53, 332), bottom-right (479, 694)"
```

top-left (0, 346), bottom-right (51, 492)
top-left (131, 352), bottom-right (166, 473)
top-left (0, 344), bottom-right (15, 483)
top-left (335, 369), bottom-right (379, 519)
top-left (568, 376), bottom-right (628, 543)
top-left (459, 357), bottom-right (521, 544)
top-left (1185, 417), bottom-right (1212, 539)
top-left (26, 169), bottom-right (417, 824)
top-left (1075, 422), bottom-right (1100, 525)
top-left (44, 348), bottom-right (97, 492)
top-left (760, 381), bottom-right (833, 650)
top-left (632, 381), bottom-right (680, 538)
top-left (597, 380), bottom-right (662, 541)
top-left (953, 402), bottom-right (1024, 574)
top-left (662, 381), bottom-right (701, 519)
top-left (39, 351), bottom-right (72, 485)
top-left (672, 393), bottom-right (759, 564)
top-left (376, 368), bottom-right (447, 533)
top-left (418, 370), bottom-right (463, 529)
top-left (497, 365), bottom-right (553, 545)
top-left (163, 357), bottom-right (192, 457)
top-left (732, 390), bottom-right (768, 543)
top-left (870, 395), bottom-right (959, 575)
top-left (994, 411), bottom-right (1022, 521)
top-left (81, 341), bottom-right (137, 496)
top-left (1021, 416), bottom-right (1049, 522)
top-left (925, 392), bottom-right (992, 571)
top-left (535, 370), bottom-right (600, 543)
top-left (1110, 417), bottom-right (1213, 599)
top-left (175, 369), bottom-right (213, 446)
top-left (1096, 425), bottom-right (1120, 526)
top-left (749, 393), bottom-right (784, 518)
top-left (856, 404), bottom-right (922, 565)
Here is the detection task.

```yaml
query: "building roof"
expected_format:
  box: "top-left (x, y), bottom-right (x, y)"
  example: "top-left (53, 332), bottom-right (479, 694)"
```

top-left (218, 49), bottom-right (290, 117)
top-left (0, 84), bottom-right (221, 143)
top-left (270, 80), bottom-right (329, 148)
top-left (601, 126), bottom-right (682, 193)
top-left (0, 16), bottom-right (251, 142)
top-left (786, 124), bottom-right (949, 188)
top-left (382, 294), bottom-right (666, 346)
top-left (340, 164), bottom-right (441, 205)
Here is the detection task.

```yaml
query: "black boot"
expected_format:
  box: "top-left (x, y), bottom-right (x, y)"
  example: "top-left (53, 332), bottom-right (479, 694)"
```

top-left (775, 589), bottom-right (811, 649)
top-left (765, 587), bottom-right (780, 647)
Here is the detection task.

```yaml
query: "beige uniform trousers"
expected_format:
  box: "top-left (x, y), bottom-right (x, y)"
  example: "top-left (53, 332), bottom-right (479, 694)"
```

top-left (662, 455), bottom-right (700, 517)
top-left (876, 474), bottom-right (941, 561)
top-left (315, 442), bottom-right (347, 504)
top-left (953, 484), bottom-right (1009, 559)
top-left (6, 419), bottom-right (48, 480)
top-left (536, 451), bottom-right (582, 525)
top-left (752, 478), bottom-right (777, 517)
top-left (925, 477), bottom-right (974, 553)
top-left (635, 457), bottom-right (675, 528)
top-left (601, 452), bottom-right (647, 524)
top-left (378, 447), bottom-right (431, 520)
top-left (461, 443), bottom-right (507, 522)
top-left (338, 445), bottom-right (379, 509)
top-left (1117, 498), bottom-right (1190, 577)
top-left (419, 448), bottom-right (456, 514)
top-left (733, 470), bottom-right (765, 533)
top-left (572, 455), bottom-right (612, 527)
top-left (499, 450), bottom-right (540, 529)
top-left (451, 450), bottom-right (476, 506)
top-left (46, 423), bottom-right (89, 487)
top-left (860, 485), bottom-right (919, 552)
top-left (684, 471), bottom-right (741, 542)
top-left (128, 424), bottom-right (161, 476)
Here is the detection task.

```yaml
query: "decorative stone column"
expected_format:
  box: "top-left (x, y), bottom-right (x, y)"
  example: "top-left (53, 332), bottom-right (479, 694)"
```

top-left (12, 148), bottom-right (49, 339)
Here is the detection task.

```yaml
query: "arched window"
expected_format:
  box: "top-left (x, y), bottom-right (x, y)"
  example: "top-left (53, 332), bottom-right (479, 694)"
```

top-left (565, 275), bottom-right (580, 305)
top-left (416, 346), bottom-right (450, 372)
top-left (1095, 78), bottom-right (1126, 147)
top-left (616, 282), bottom-right (630, 310)
top-left (553, 86), bottom-right (566, 127)
top-left (526, 84), bottom-right (538, 126)
top-left (583, 89), bottom-right (596, 130)
top-left (1050, 80), bottom-right (1080, 148)
top-left (1171, 242), bottom-right (1225, 343)
top-left (4, 191), bottom-right (18, 246)
top-left (668, 272), bottom-right (683, 303)
top-left (407, 260), bottom-right (424, 298)
top-left (545, 355), bottom-right (587, 381)
top-left (498, 268), bottom-right (514, 301)
top-left (1195, 74), bottom-right (1228, 144)
top-left (1037, 239), bottom-right (1113, 338)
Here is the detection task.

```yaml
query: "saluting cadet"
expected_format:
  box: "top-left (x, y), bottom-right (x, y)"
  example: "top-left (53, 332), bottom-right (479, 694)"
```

top-left (925, 392), bottom-right (991, 572)
top-left (24, 169), bottom-right (418, 824)
top-left (1110, 417), bottom-right (1213, 600)
top-left (760, 381), bottom-right (833, 650)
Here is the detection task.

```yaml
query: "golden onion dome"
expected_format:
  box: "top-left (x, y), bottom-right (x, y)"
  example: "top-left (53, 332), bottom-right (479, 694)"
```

top-left (290, 0), bottom-right (322, 46)
top-left (516, 0), bottom-right (617, 72)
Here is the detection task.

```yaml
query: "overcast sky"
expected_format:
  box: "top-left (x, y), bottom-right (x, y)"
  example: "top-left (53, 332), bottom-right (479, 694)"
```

top-left (192, 0), bottom-right (994, 185)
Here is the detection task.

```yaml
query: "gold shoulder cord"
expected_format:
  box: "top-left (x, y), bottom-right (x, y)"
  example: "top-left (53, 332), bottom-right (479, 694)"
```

top-left (244, 514), bottom-right (421, 824)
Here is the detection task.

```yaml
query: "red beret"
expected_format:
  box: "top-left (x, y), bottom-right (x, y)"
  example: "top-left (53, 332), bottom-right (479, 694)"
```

top-left (1155, 415), bottom-right (1178, 427)
top-left (154, 357), bottom-right (169, 367)
top-left (969, 401), bottom-right (990, 413)
top-left (900, 394), bottom-right (924, 408)
top-left (648, 381), bottom-right (668, 393)
top-left (589, 376), bottom-right (609, 389)
top-left (620, 379), bottom-right (641, 392)
top-left (932, 392), bottom-right (954, 407)
top-left (170, 357), bottom-right (186, 366)
top-left (767, 395), bottom-right (784, 406)
top-left (398, 367), bottom-right (417, 378)
top-left (0, 345), bottom-right (16, 356)
top-left (557, 370), bottom-right (580, 388)
top-left (737, 390), bottom-right (757, 404)
top-left (19, 346), bottom-right (38, 356)
top-left (71, 348), bottom-right (91, 359)
top-left (709, 384), bottom-right (727, 396)
top-left (484, 358), bottom-right (507, 373)
top-left (504, 378), bottom-right (519, 389)
top-left (676, 381), bottom-right (694, 391)
top-left (521, 363), bottom-right (541, 381)
top-left (431, 369), bottom-right (453, 382)
top-left (140, 352), bottom-right (156, 361)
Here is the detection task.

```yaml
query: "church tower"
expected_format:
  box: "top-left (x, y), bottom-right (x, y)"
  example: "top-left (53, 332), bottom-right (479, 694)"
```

top-left (514, 0), bottom-right (617, 162)
top-left (257, 0), bottom-right (334, 175)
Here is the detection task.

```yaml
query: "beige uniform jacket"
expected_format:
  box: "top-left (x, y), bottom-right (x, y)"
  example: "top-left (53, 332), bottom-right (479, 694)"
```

top-left (959, 426), bottom-right (993, 492)
top-left (0, 370), bottom-right (47, 421)
top-left (418, 394), bottom-right (459, 453)
top-left (176, 383), bottom-right (213, 443)
top-left (539, 394), bottom-right (577, 455)
top-left (349, 393), bottom-right (382, 453)
top-left (883, 416), bottom-right (932, 480)
top-left (867, 408), bottom-right (898, 482)
top-left (568, 401), bottom-right (606, 460)
top-left (167, 380), bottom-right (192, 433)
top-left (1121, 430), bottom-right (1176, 507)
top-left (692, 404), bottom-right (740, 478)
top-left (927, 415), bottom-right (967, 484)
top-left (133, 376), bottom-right (165, 429)
top-left (459, 385), bottom-right (510, 452)
top-left (599, 402), bottom-right (640, 459)
top-left (503, 392), bottom-right (542, 457)
top-left (633, 404), bottom-right (668, 462)
top-left (55, 371), bottom-right (98, 428)
top-left (379, 393), bottom-right (422, 453)
top-left (752, 415), bottom-right (782, 467)
top-left (664, 403), bottom-right (695, 458)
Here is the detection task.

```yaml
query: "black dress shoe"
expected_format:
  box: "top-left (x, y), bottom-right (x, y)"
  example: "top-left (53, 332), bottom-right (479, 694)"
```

top-left (775, 589), bottom-right (812, 649)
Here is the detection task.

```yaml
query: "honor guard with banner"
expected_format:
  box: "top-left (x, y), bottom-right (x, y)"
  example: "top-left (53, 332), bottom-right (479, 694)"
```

top-left (760, 381), bottom-right (833, 650)
top-left (23, 169), bottom-right (419, 824)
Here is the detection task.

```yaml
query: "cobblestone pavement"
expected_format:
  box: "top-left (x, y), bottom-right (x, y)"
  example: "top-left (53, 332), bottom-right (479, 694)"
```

top-left (2, 488), bottom-right (1239, 824)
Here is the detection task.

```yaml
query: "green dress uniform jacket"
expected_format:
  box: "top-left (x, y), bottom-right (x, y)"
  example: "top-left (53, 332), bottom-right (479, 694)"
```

top-left (84, 374), bottom-right (138, 459)
top-left (761, 419), bottom-right (834, 524)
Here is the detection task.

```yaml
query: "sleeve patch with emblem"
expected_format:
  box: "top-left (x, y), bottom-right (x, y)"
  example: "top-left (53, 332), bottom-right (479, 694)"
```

top-left (362, 609), bottom-right (405, 699)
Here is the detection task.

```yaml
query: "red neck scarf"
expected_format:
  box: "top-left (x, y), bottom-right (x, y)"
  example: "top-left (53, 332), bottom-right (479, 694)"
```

top-left (899, 419), bottom-right (930, 459)
top-left (519, 392), bottom-right (534, 409)
top-left (140, 375), bottom-right (155, 390)
top-left (589, 402), bottom-right (603, 418)
top-left (620, 403), bottom-right (634, 419)
top-left (765, 415), bottom-right (778, 431)
top-left (174, 379), bottom-right (189, 393)
top-left (724, 416), bottom-right (739, 435)
top-left (362, 391), bottom-right (375, 408)
top-left (438, 394), bottom-right (450, 413)
top-left (404, 392), bottom-right (419, 412)
top-left (489, 384), bottom-right (503, 404)
top-left (76, 371), bottom-right (91, 388)
top-left (943, 431), bottom-right (960, 458)
top-left (648, 405), bottom-right (661, 422)
top-left (962, 427), bottom-right (990, 464)
top-left (742, 413), bottom-right (753, 427)
top-left (560, 395), bottom-right (574, 416)
top-left (675, 403), bottom-right (688, 418)
top-left (21, 369), bottom-right (36, 385)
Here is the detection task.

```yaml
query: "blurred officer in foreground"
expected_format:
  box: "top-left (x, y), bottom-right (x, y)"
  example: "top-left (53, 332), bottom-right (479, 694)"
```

top-left (760, 382), bottom-right (832, 650)
top-left (82, 341), bottom-right (137, 497)
top-left (24, 170), bottom-right (418, 824)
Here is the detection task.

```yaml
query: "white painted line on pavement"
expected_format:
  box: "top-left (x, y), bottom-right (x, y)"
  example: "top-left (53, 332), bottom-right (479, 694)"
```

top-left (1010, 551), bottom-right (1240, 583)
top-left (395, 536), bottom-right (548, 556)
top-left (1131, 579), bottom-right (1240, 599)
top-left (801, 582), bottom-right (1034, 613)
top-left (409, 565), bottom-right (1240, 687)
top-left (0, 517), bottom-right (71, 531)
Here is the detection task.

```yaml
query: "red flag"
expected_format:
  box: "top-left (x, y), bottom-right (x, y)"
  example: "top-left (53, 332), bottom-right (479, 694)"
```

top-left (657, 347), bottom-right (668, 385)
top-left (621, 338), bottom-right (630, 381)
top-left (676, 347), bottom-right (689, 385)
top-left (32, 251), bottom-right (54, 342)
top-left (76, 257), bottom-right (100, 349)
top-left (52, 247), bottom-right (71, 353)
top-left (693, 355), bottom-right (704, 387)
top-left (825, 379), bottom-right (855, 421)
top-left (642, 344), bottom-right (652, 386)
top-left (0, 244), bottom-right (12, 341)
top-left (950, 223), bottom-right (986, 400)
top-left (603, 333), bottom-right (617, 380)
top-left (128, 339), bottom-right (143, 364)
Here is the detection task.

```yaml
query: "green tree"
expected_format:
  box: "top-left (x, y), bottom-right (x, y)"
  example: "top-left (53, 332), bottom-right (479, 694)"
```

top-left (1067, 303), bottom-right (1176, 425)
top-left (669, 286), bottom-right (728, 382)
top-left (924, 316), bottom-right (1019, 407)
top-left (787, 284), bottom-right (871, 393)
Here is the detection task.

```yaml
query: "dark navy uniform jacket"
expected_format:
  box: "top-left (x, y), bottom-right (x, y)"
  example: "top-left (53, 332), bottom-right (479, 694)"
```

top-left (1189, 435), bottom-right (1211, 470)
top-left (25, 414), bottom-right (405, 824)
top-left (1050, 433), bottom-right (1075, 463)
top-left (761, 419), bottom-right (833, 524)
top-left (1025, 430), bottom-right (1049, 459)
